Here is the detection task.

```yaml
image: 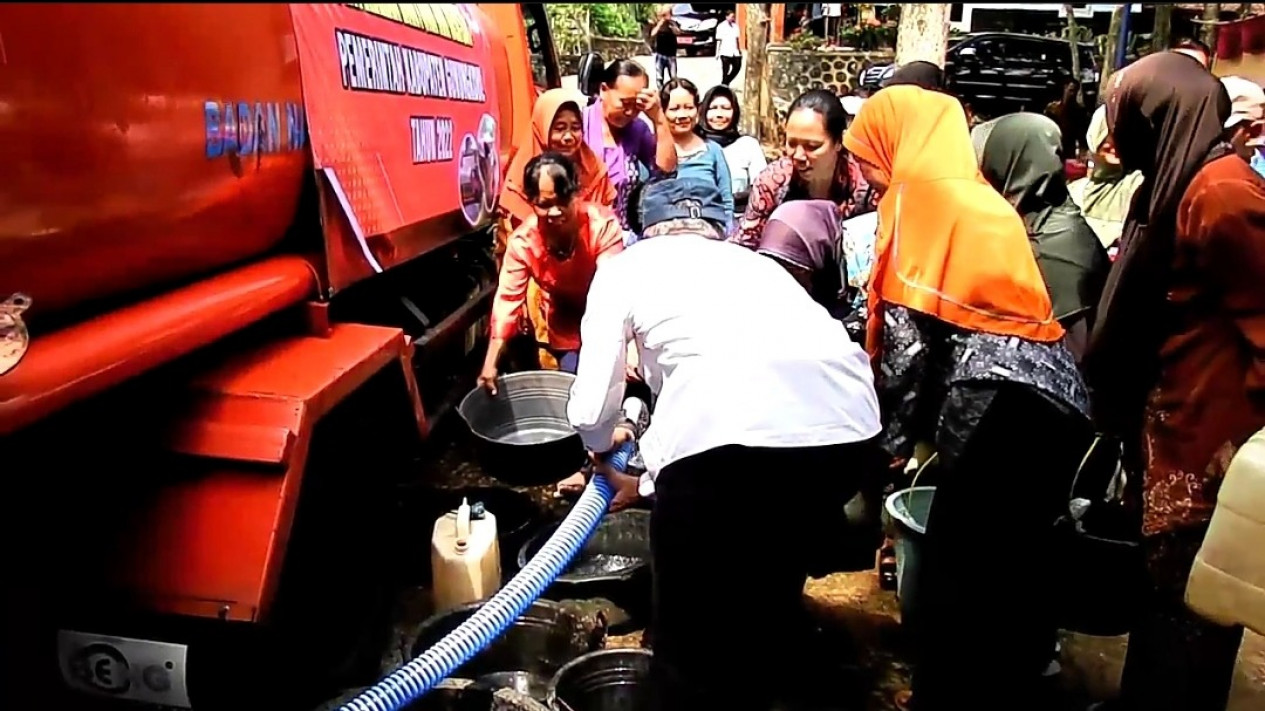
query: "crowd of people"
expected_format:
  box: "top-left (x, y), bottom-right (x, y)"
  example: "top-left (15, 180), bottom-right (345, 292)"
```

top-left (476, 40), bottom-right (1265, 711)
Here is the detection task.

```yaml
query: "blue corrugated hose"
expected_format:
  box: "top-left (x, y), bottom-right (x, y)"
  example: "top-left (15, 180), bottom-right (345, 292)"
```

top-left (337, 442), bottom-right (635, 711)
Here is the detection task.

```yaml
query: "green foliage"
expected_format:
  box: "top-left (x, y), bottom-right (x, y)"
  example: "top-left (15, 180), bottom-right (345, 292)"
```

top-left (545, 5), bottom-right (588, 56)
top-left (590, 4), bottom-right (646, 39)
top-left (788, 31), bottom-right (826, 52)
top-left (839, 24), bottom-right (897, 51)
top-left (545, 4), bottom-right (653, 55)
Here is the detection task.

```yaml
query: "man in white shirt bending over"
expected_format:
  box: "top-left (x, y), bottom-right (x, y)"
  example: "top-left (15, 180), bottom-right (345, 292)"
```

top-left (715, 9), bottom-right (743, 86)
top-left (567, 176), bottom-right (883, 711)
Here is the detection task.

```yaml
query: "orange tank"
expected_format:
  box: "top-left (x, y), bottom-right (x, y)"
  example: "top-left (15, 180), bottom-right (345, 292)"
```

top-left (0, 3), bottom-right (558, 435)
top-left (0, 3), bottom-right (310, 319)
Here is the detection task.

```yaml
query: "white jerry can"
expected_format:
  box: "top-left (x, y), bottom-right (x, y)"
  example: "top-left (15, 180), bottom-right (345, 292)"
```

top-left (1186, 427), bottom-right (1265, 636)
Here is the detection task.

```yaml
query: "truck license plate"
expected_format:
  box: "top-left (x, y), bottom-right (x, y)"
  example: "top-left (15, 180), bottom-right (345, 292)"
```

top-left (57, 629), bottom-right (192, 708)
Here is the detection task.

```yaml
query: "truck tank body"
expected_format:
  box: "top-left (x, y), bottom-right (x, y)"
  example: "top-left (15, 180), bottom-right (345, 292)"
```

top-left (0, 3), bottom-right (309, 320)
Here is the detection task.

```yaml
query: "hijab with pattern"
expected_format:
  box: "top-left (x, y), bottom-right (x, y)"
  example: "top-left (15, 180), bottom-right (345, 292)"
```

top-left (1083, 51), bottom-right (1234, 439)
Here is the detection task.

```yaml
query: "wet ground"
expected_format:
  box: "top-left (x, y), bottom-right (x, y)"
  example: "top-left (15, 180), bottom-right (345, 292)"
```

top-left (382, 427), bottom-right (1265, 711)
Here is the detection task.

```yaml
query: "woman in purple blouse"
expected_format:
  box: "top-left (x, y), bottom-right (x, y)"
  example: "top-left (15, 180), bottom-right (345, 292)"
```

top-left (582, 58), bottom-right (678, 229)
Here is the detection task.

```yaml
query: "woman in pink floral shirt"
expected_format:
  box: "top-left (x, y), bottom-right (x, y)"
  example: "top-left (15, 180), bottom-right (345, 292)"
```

top-left (732, 89), bottom-right (880, 249)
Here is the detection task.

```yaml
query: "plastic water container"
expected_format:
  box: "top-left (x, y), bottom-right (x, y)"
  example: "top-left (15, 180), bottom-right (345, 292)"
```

top-left (1187, 427), bottom-right (1265, 636)
top-left (431, 498), bottom-right (502, 613)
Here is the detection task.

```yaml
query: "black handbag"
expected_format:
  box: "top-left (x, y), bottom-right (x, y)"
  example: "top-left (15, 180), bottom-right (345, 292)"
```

top-left (1053, 435), bottom-right (1149, 637)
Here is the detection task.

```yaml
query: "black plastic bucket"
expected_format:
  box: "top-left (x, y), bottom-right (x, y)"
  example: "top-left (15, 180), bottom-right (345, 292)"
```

top-left (517, 510), bottom-right (651, 625)
top-left (315, 678), bottom-right (549, 711)
top-left (547, 649), bottom-right (653, 711)
top-left (406, 600), bottom-right (603, 701)
top-left (884, 485), bottom-right (935, 623)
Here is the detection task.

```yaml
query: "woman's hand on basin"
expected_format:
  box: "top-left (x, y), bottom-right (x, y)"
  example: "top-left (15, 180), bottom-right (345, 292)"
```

top-left (477, 364), bottom-right (499, 395)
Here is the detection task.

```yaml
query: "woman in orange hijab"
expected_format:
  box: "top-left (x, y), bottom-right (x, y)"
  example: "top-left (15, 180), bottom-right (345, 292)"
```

top-left (844, 85), bottom-right (1095, 709)
top-left (497, 89), bottom-right (618, 369)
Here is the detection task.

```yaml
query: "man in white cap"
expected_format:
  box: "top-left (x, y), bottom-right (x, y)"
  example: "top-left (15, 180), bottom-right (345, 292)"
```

top-left (567, 176), bottom-right (883, 711)
top-left (1220, 75), bottom-right (1265, 171)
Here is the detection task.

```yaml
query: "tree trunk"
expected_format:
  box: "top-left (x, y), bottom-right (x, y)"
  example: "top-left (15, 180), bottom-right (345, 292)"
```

top-left (1099, 5), bottom-right (1124, 101)
top-left (1152, 4), bottom-right (1173, 53)
top-left (1202, 3), bottom-right (1221, 48)
top-left (895, 4), bottom-right (951, 67)
top-left (741, 3), bottom-right (769, 140)
top-left (1064, 5), bottom-right (1083, 105)
top-left (582, 6), bottom-right (592, 53)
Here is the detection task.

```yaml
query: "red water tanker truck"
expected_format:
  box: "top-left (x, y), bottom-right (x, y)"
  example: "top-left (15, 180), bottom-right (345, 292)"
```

top-left (0, 3), bottom-right (561, 708)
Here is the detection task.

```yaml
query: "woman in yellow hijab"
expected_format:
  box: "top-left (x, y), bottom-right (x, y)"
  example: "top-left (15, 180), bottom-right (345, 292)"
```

top-left (844, 85), bottom-right (1095, 709)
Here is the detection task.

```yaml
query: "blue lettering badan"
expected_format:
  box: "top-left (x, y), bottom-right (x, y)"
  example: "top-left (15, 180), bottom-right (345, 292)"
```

top-left (204, 101), bottom-right (307, 160)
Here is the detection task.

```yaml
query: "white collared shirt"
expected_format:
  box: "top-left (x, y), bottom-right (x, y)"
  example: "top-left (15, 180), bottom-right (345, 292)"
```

top-left (715, 20), bottom-right (741, 57)
top-left (566, 231), bottom-right (882, 491)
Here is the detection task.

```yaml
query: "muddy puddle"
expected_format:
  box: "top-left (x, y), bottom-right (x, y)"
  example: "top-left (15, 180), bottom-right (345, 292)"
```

top-left (385, 428), bottom-right (1265, 711)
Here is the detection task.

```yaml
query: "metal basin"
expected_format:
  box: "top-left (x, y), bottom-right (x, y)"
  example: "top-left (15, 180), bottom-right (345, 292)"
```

top-left (547, 649), bottom-right (653, 711)
top-left (517, 510), bottom-right (652, 626)
top-left (458, 371), bottom-right (587, 487)
top-left (314, 678), bottom-right (548, 711)
top-left (469, 671), bottom-right (551, 700)
top-left (407, 600), bottom-right (603, 700)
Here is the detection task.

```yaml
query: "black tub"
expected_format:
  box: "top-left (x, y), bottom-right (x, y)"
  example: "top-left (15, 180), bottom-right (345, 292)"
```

top-left (407, 600), bottom-right (603, 701)
top-left (547, 649), bottom-right (653, 711)
top-left (314, 678), bottom-right (548, 711)
top-left (458, 371), bottom-right (587, 487)
top-left (517, 510), bottom-right (652, 624)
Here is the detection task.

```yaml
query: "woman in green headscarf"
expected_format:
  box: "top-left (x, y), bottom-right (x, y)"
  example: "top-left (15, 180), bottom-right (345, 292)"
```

top-left (1068, 104), bottom-right (1145, 256)
top-left (973, 112), bottom-right (1111, 362)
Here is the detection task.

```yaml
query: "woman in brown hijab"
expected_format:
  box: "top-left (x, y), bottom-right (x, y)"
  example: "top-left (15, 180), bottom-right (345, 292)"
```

top-left (1086, 51), bottom-right (1265, 711)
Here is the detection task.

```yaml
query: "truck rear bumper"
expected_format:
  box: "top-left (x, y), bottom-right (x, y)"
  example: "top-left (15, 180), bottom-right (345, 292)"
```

top-left (113, 322), bottom-right (418, 622)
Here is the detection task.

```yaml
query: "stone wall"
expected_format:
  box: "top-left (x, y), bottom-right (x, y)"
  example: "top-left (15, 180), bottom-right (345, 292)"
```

top-left (559, 36), bottom-right (651, 78)
top-left (591, 36), bottom-right (650, 59)
top-left (765, 45), bottom-right (895, 142)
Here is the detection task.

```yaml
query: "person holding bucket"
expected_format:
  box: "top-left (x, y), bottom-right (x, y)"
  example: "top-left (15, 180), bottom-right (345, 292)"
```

top-left (496, 88), bottom-right (619, 371)
top-left (1082, 53), bottom-right (1265, 711)
top-left (844, 85), bottom-right (1095, 709)
top-left (479, 152), bottom-right (625, 392)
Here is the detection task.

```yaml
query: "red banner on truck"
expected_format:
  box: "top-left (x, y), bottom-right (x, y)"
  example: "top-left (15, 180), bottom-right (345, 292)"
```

top-left (291, 3), bottom-right (503, 247)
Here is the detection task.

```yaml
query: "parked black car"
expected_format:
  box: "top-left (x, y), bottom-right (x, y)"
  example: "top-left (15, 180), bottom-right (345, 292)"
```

top-left (668, 3), bottom-right (733, 57)
top-left (861, 33), bottom-right (1100, 119)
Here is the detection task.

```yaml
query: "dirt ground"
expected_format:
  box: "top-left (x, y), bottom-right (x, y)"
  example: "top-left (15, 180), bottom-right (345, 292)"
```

top-left (410, 432), bottom-right (1264, 710)
top-left (615, 572), bottom-right (1265, 711)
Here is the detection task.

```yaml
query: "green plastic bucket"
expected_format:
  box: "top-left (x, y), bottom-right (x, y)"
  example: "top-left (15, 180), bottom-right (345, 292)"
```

top-left (883, 486), bottom-right (935, 619)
